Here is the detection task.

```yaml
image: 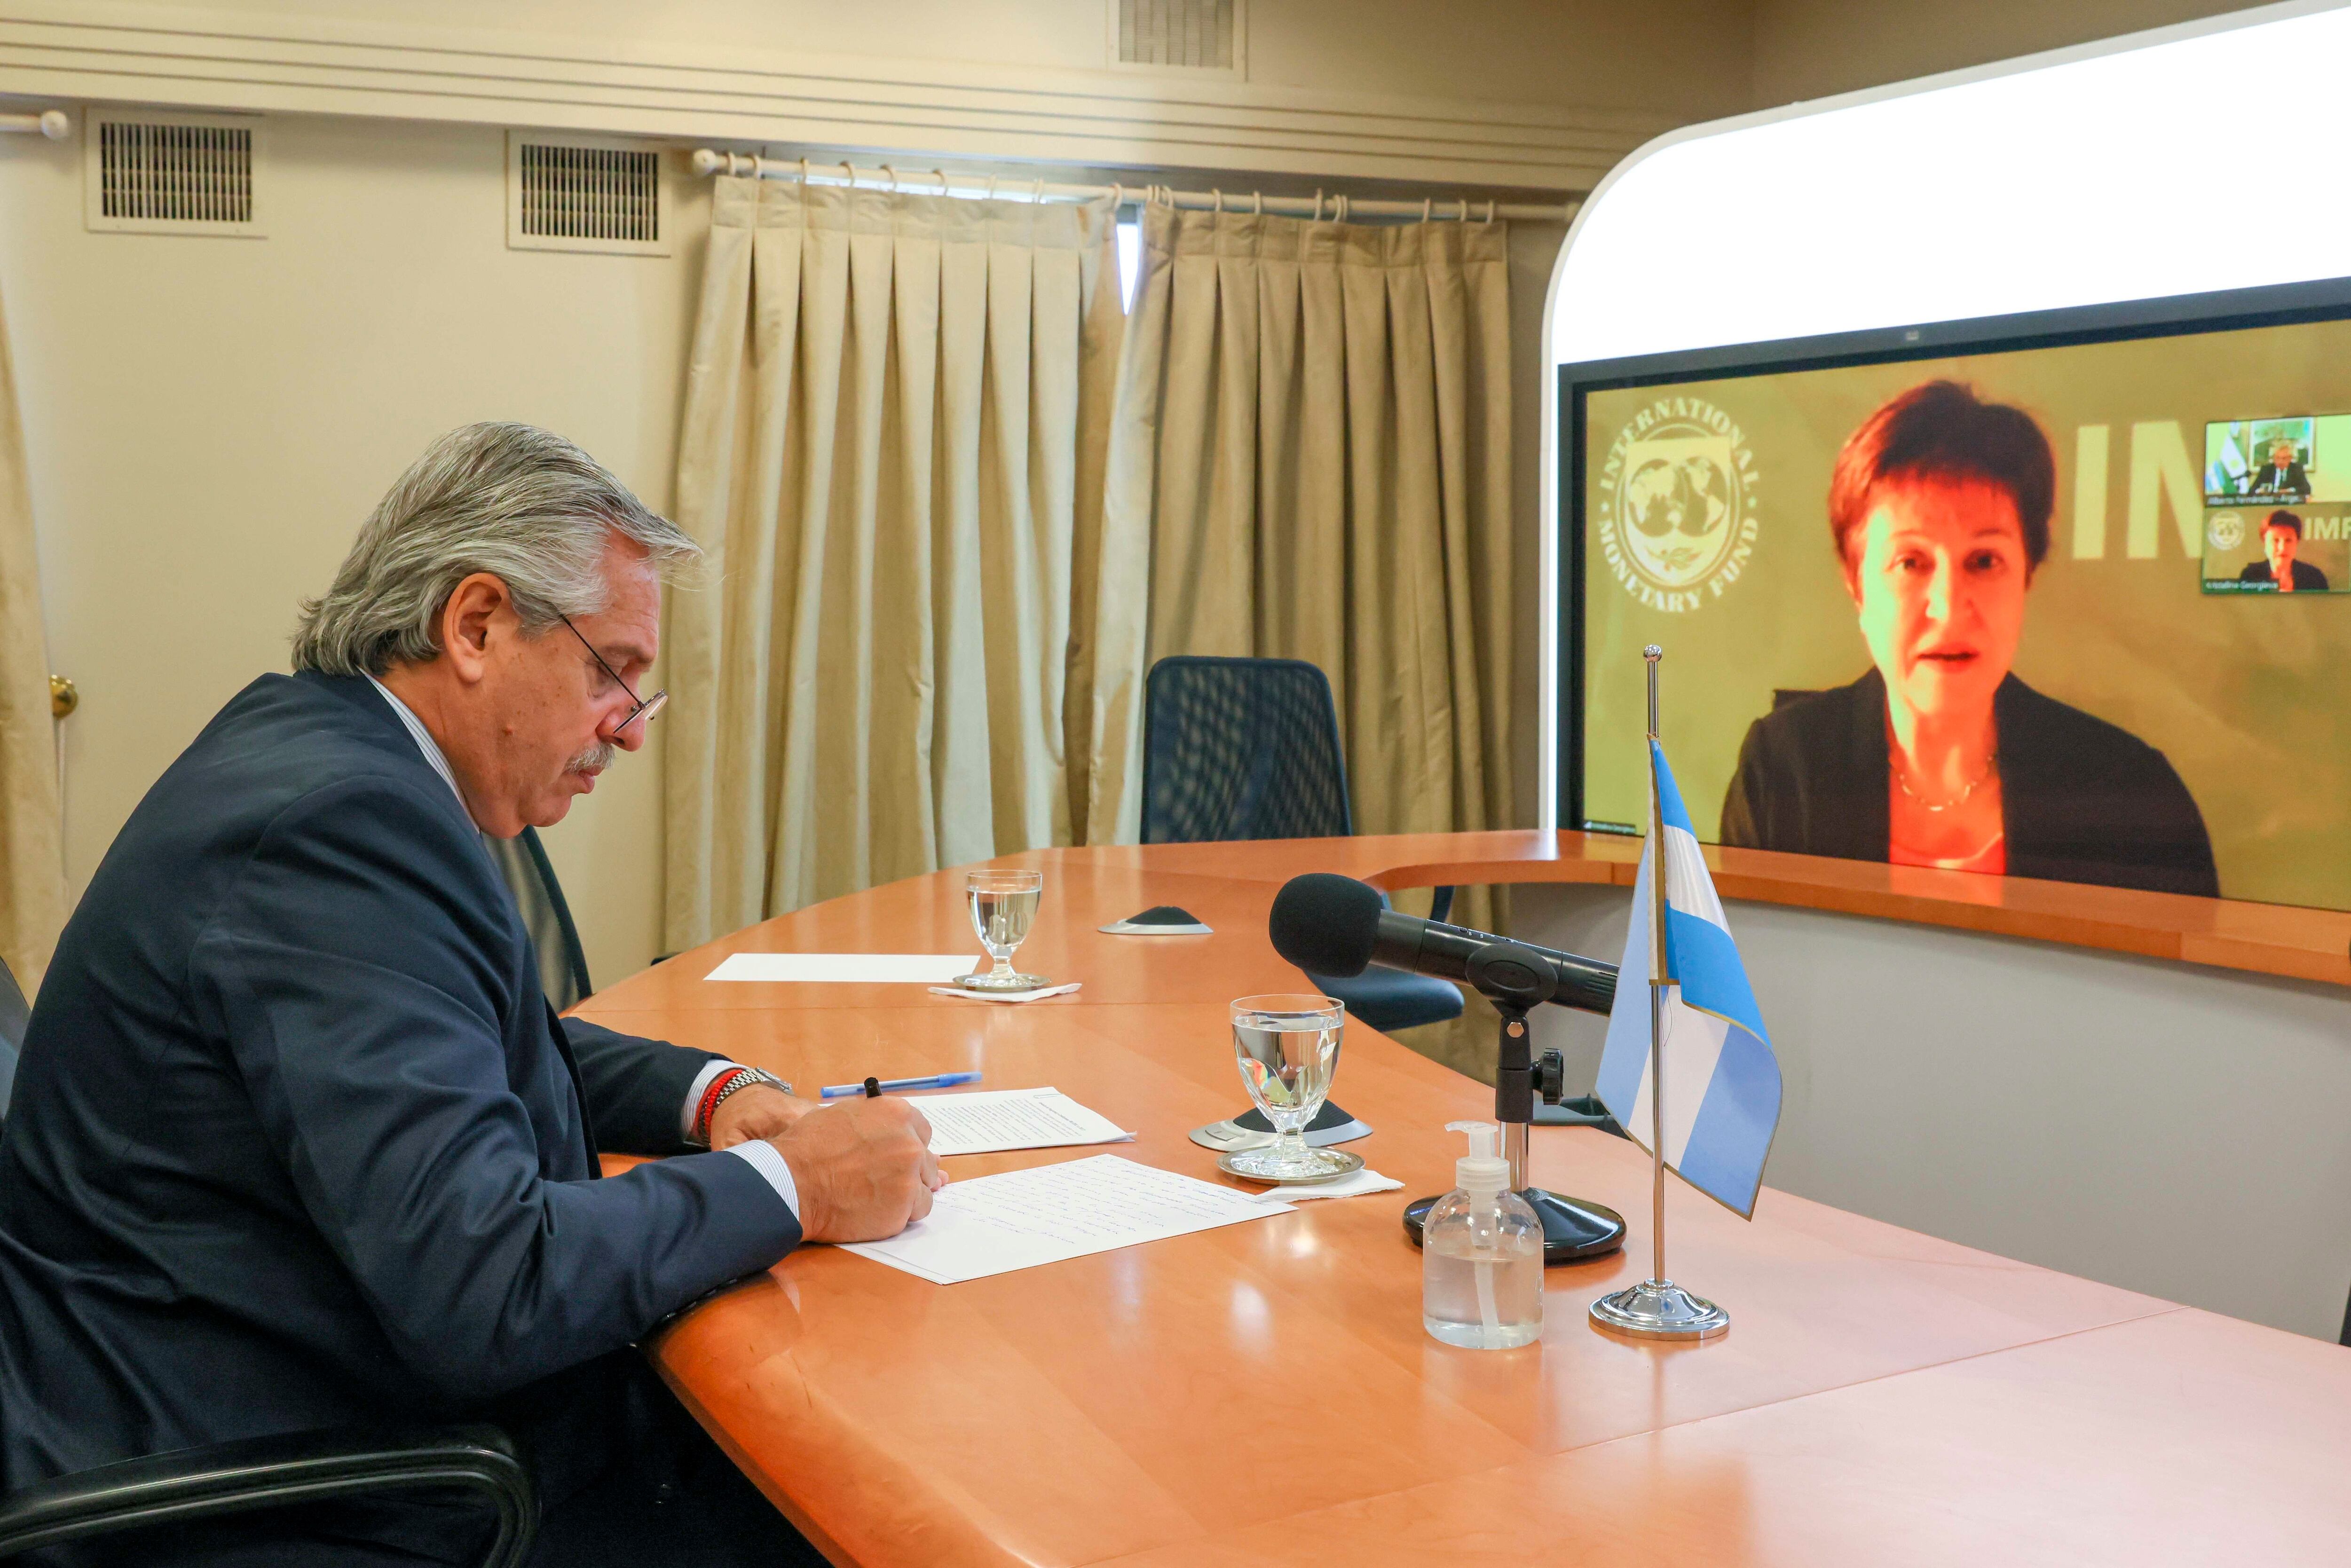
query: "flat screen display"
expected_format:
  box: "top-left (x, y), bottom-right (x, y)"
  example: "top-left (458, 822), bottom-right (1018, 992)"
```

top-left (1575, 314), bottom-right (2351, 910)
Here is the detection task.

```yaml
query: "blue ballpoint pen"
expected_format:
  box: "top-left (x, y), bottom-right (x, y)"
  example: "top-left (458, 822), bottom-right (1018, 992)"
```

top-left (820, 1071), bottom-right (983, 1099)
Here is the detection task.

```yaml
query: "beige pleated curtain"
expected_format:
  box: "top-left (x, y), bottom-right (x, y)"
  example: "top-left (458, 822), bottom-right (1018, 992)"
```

top-left (0, 298), bottom-right (63, 992)
top-left (1096, 201), bottom-right (1515, 890)
top-left (664, 176), bottom-right (1129, 949)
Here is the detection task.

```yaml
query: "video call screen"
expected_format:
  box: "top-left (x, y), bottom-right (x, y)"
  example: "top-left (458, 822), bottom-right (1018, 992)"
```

top-left (1576, 315), bottom-right (2351, 911)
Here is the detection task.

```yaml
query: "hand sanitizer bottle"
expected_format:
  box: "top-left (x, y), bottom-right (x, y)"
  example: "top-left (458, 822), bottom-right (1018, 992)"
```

top-left (1422, 1120), bottom-right (1543, 1349)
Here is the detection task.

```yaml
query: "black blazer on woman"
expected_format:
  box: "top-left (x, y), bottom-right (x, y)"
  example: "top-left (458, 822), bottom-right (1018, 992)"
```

top-left (1719, 669), bottom-right (2219, 897)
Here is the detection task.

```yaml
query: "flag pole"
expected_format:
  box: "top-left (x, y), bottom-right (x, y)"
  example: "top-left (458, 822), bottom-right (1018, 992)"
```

top-left (1590, 646), bottom-right (1731, 1342)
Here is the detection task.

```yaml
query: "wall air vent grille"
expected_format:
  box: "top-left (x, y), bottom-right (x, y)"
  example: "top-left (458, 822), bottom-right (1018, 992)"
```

top-left (1116, 0), bottom-right (1242, 73)
top-left (84, 111), bottom-right (264, 236)
top-left (507, 133), bottom-right (670, 256)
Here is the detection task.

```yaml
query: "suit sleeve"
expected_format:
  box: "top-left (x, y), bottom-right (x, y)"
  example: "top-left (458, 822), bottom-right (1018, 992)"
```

top-left (187, 775), bottom-right (800, 1403)
top-left (560, 1016), bottom-right (717, 1156)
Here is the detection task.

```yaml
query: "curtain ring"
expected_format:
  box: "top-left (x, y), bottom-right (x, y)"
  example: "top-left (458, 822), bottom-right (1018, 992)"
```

top-left (1252, 190), bottom-right (1263, 216)
top-left (1033, 176), bottom-right (1046, 204)
top-left (935, 169), bottom-right (950, 196)
top-left (1458, 197), bottom-right (1470, 223)
top-left (1311, 189), bottom-right (1324, 221)
top-left (1421, 197), bottom-right (1433, 223)
top-left (1483, 199), bottom-right (1496, 224)
top-left (798, 157), bottom-right (810, 186)
top-left (1212, 189), bottom-right (1223, 213)
top-left (840, 160), bottom-right (855, 191)
top-left (1335, 193), bottom-right (1349, 222)
top-left (882, 164), bottom-right (899, 193)
top-left (1109, 181), bottom-right (1123, 212)
top-left (749, 153), bottom-right (764, 181)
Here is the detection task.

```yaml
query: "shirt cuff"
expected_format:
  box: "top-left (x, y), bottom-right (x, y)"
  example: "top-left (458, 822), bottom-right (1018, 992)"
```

top-left (682, 1059), bottom-right (741, 1140)
top-left (723, 1137), bottom-right (801, 1221)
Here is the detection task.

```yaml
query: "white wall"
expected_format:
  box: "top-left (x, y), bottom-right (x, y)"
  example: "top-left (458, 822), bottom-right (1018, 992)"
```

top-left (1519, 882), bottom-right (2351, 1342)
top-left (1752, 0), bottom-right (2264, 103)
top-left (0, 115), bottom-right (706, 985)
top-left (75, 0), bottom-right (1758, 124)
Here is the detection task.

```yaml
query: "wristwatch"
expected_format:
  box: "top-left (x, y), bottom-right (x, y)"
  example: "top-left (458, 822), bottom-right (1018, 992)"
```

top-left (690, 1065), bottom-right (792, 1147)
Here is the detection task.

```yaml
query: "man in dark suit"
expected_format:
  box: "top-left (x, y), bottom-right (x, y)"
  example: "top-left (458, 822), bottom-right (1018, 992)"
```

top-left (2238, 509), bottom-right (2331, 592)
top-left (2244, 437), bottom-right (2312, 497)
top-left (0, 424), bottom-right (943, 1564)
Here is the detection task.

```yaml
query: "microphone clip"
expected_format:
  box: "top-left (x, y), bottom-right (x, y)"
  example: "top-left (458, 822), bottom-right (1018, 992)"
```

top-left (1462, 941), bottom-right (1561, 1012)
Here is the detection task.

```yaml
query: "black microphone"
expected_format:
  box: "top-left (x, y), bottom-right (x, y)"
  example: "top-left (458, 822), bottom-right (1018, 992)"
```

top-left (1268, 873), bottom-right (1617, 1016)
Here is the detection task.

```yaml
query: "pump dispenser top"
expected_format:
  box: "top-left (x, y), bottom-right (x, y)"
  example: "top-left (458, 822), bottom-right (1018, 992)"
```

top-left (1445, 1120), bottom-right (1509, 1194)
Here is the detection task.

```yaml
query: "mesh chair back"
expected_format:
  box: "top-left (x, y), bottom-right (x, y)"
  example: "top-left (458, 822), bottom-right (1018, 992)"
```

top-left (485, 827), bottom-right (594, 1011)
top-left (1141, 657), bottom-right (1353, 844)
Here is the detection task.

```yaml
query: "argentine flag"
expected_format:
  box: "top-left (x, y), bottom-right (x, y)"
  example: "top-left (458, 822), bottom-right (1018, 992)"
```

top-left (1594, 740), bottom-right (1783, 1218)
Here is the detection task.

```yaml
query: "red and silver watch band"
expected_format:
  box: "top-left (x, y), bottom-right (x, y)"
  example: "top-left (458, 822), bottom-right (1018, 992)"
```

top-left (690, 1066), bottom-right (788, 1147)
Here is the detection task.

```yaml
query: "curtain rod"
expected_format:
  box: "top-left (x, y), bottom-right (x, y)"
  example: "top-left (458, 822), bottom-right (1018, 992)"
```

top-left (0, 110), bottom-right (68, 138)
top-left (688, 149), bottom-right (1577, 224)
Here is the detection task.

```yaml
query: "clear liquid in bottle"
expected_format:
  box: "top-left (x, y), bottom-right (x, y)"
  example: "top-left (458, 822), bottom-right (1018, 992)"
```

top-left (1422, 1226), bottom-right (1544, 1349)
top-left (1421, 1121), bottom-right (1544, 1349)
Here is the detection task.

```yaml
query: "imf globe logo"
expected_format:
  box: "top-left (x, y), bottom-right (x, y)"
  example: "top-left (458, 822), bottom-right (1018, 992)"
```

top-left (2207, 511), bottom-right (2243, 551)
top-left (1597, 398), bottom-right (1759, 613)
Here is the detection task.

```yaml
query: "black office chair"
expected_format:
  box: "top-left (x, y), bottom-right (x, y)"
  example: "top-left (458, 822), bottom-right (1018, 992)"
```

top-left (0, 1425), bottom-right (536, 1563)
top-left (487, 825), bottom-right (594, 1011)
top-left (1141, 655), bottom-right (1464, 1033)
top-left (0, 958), bottom-right (539, 1563)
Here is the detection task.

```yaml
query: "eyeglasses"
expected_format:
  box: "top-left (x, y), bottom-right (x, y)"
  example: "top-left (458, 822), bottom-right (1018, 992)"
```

top-left (557, 614), bottom-right (667, 735)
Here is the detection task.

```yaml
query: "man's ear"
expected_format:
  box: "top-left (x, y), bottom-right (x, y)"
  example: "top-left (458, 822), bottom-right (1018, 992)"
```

top-left (439, 573), bottom-right (512, 688)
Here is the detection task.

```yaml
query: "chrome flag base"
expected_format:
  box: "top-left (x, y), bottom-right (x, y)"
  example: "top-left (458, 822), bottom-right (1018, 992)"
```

top-left (1589, 1278), bottom-right (1730, 1341)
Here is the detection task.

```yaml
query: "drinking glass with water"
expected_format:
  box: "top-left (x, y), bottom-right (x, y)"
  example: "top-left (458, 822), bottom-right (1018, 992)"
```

top-left (1224, 994), bottom-right (1356, 1182)
top-left (962, 869), bottom-right (1047, 992)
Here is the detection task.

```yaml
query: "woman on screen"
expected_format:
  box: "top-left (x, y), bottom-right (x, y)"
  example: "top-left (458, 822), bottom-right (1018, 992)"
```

top-left (1719, 380), bottom-right (2218, 897)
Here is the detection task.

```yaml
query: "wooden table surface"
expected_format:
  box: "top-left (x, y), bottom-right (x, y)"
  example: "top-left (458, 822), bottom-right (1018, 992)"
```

top-left (581, 835), bottom-right (2351, 1566)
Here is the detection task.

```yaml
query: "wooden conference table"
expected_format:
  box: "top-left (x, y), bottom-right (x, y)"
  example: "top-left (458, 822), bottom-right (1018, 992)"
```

top-left (579, 833), bottom-right (2351, 1566)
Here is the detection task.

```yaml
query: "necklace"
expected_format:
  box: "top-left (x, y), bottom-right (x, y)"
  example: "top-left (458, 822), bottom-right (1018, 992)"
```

top-left (1893, 749), bottom-right (1999, 813)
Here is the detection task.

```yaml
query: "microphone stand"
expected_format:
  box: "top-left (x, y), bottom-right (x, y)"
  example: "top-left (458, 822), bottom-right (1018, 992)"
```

top-left (1402, 951), bottom-right (1627, 1265)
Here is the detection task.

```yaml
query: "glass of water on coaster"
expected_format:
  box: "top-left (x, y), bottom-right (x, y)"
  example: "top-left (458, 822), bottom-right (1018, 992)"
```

top-left (962, 868), bottom-right (1048, 992)
top-left (1223, 994), bottom-right (1363, 1184)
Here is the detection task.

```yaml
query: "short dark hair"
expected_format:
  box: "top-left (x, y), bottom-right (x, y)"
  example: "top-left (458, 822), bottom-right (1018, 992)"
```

top-left (2264, 508), bottom-right (2304, 538)
top-left (1827, 380), bottom-right (2055, 577)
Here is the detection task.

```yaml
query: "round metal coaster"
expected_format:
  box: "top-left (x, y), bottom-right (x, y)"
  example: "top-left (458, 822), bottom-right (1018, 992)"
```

top-left (1216, 1148), bottom-right (1365, 1185)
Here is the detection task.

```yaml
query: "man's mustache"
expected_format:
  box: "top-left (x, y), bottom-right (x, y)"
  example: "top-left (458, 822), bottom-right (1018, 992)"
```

top-left (566, 741), bottom-right (616, 776)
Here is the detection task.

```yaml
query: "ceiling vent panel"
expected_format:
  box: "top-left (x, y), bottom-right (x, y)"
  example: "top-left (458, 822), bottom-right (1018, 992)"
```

top-left (506, 132), bottom-right (670, 257)
top-left (83, 110), bottom-right (263, 236)
top-left (1114, 0), bottom-right (1244, 75)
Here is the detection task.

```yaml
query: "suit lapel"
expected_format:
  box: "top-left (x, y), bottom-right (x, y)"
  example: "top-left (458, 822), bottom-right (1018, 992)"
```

top-left (1844, 669), bottom-right (1893, 861)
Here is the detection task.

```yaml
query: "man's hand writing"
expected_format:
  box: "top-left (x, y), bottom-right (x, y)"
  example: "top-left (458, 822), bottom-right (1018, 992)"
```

top-left (771, 1099), bottom-right (945, 1242)
top-left (707, 1083), bottom-right (810, 1151)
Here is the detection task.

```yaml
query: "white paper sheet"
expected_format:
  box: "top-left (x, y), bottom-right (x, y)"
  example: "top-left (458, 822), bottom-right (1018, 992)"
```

top-left (911, 1087), bottom-right (1134, 1157)
top-left (926, 982), bottom-right (1083, 1005)
top-left (1246, 1168), bottom-right (1405, 1203)
top-left (706, 953), bottom-right (976, 984)
top-left (840, 1155), bottom-right (1291, 1284)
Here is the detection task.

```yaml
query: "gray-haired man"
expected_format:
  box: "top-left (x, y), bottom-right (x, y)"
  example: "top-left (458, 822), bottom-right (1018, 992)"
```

top-left (0, 425), bottom-right (940, 1564)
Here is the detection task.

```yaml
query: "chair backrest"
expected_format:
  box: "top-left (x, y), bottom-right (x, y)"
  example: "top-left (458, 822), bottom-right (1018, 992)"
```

top-left (1141, 656), bottom-right (1353, 844)
top-left (485, 827), bottom-right (593, 1011)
